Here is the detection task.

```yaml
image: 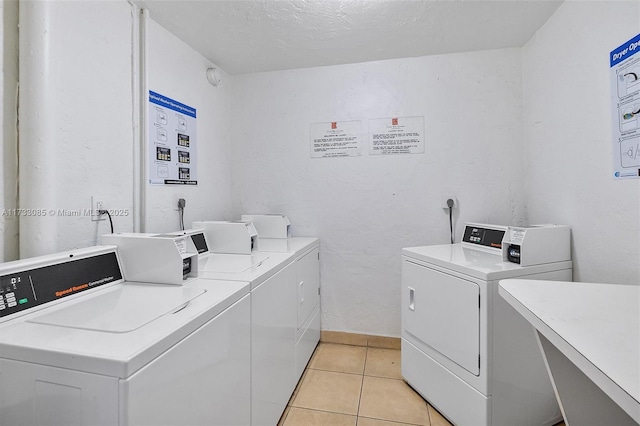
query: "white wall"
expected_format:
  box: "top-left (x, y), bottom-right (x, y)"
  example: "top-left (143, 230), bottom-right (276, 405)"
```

top-left (144, 18), bottom-right (233, 232)
top-left (523, 1), bottom-right (640, 284)
top-left (18, 1), bottom-right (134, 256)
top-left (0, 0), bottom-right (18, 261)
top-left (13, 2), bottom-right (235, 257)
top-left (52, 1), bottom-right (135, 249)
top-left (231, 50), bottom-right (526, 336)
top-left (8, 0), bottom-right (635, 337)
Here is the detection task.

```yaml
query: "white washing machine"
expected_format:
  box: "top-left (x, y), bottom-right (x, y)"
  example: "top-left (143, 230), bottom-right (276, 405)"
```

top-left (0, 244), bottom-right (251, 426)
top-left (253, 237), bottom-right (321, 381)
top-left (192, 217), bottom-right (321, 424)
top-left (108, 228), bottom-right (300, 426)
top-left (190, 233), bottom-right (297, 426)
top-left (401, 223), bottom-right (572, 426)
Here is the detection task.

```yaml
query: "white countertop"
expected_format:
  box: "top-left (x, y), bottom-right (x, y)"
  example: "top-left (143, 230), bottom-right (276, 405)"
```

top-left (498, 279), bottom-right (640, 423)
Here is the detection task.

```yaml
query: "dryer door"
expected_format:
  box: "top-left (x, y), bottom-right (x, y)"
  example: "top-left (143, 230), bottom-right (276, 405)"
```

top-left (402, 259), bottom-right (480, 375)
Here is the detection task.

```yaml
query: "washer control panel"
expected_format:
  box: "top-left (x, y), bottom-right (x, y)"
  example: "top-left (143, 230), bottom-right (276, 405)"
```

top-left (0, 252), bottom-right (122, 319)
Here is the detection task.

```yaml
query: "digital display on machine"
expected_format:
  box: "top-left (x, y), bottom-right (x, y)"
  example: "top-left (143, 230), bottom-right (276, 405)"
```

top-left (462, 226), bottom-right (505, 249)
top-left (191, 233), bottom-right (208, 254)
top-left (0, 253), bottom-right (122, 318)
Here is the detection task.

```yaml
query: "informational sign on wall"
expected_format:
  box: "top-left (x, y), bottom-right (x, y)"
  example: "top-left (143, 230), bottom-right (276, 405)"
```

top-left (148, 91), bottom-right (197, 185)
top-left (310, 121), bottom-right (362, 158)
top-left (369, 116), bottom-right (425, 155)
top-left (610, 33), bottom-right (640, 179)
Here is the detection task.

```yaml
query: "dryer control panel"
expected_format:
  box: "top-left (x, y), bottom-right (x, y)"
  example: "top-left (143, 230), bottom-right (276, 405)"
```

top-left (0, 252), bottom-right (122, 319)
top-left (461, 223), bottom-right (507, 252)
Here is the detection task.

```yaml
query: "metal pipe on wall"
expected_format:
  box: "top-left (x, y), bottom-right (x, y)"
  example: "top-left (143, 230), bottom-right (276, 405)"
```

top-left (129, 2), bottom-right (149, 233)
top-left (1, 0), bottom-right (20, 262)
top-left (18, 1), bottom-right (57, 257)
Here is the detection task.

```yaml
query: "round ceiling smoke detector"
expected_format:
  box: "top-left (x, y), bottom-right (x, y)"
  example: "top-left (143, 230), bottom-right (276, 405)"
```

top-left (206, 67), bottom-right (220, 86)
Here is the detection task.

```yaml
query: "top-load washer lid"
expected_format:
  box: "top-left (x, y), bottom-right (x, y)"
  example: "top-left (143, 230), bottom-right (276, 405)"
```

top-left (198, 252), bottom-right (271, 273)
top-left (255, 237), bottom-right (319, 257)
top-left (195, 251), bottom-right (295, 290)
top-left (28, 284), bottom-right (205, 333)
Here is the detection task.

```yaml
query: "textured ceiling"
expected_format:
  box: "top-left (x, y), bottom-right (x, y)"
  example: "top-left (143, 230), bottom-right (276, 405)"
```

top-left (132, 0), bottom-right (563, 75)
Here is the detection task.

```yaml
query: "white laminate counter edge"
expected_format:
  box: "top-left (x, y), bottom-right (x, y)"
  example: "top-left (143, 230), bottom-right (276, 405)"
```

top-left (498, 279), bottom-right (640, 424)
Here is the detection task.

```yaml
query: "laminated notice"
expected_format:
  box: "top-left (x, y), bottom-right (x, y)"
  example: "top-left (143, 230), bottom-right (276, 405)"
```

top-left (310, 120), bottom-right (362, 158)
top-left (369, 116), bottom-right (425, 155)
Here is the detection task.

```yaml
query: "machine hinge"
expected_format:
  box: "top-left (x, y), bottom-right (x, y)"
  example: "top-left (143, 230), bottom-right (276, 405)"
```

top-left (318, 252), bottom-right (320, 260)
top-left (478, 355), bottom-right (481, 369)
top-left (318, 287), bottom-right (321, 296)
top-left (478, 294), bottom-right (481, 308)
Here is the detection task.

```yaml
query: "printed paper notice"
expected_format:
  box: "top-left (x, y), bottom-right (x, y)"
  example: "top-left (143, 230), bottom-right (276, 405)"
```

top-left (611, 33), bottom-right (640, 179)
top-left (148, 91), bottom-right (197, 185)
top-left (369, 116), bottom-right (424, 155)
top-left (310, 121), bottom-right (362, 158)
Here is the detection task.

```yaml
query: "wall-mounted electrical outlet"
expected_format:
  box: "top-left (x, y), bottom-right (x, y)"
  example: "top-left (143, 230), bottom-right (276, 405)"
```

top-left (442, 196), bottom-right (458, 210)
top-left (91, 196), bottom-right (106, 221)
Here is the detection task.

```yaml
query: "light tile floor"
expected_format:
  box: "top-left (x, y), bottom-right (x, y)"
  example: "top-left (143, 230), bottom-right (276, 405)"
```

top-left (278, 343), bottom-right (453, 426)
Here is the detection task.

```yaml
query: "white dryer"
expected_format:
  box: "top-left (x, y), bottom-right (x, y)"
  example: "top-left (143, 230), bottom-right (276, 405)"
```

top-left (0, 245), bottom-right (251, 426)
top-left (401, 223), bottom-right (572, 426)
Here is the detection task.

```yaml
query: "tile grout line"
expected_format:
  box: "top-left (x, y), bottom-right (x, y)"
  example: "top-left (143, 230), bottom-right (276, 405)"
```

top-left (282, 343), bottom-right (318, 426)
top-left (306, 366), bottom-right (367, 377)
top-left (290, 405), bottom-right (359, 418)
top-left (361, 347), bottom-right (432, 426)
top-left (289, 343), bottom-right (366, 422)
top-left (358, 414), bottom-right (427, 426)
top-left (295, 343), bottom-right (429, 426)
top-left (355, 347), bottom-right (368, 425)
